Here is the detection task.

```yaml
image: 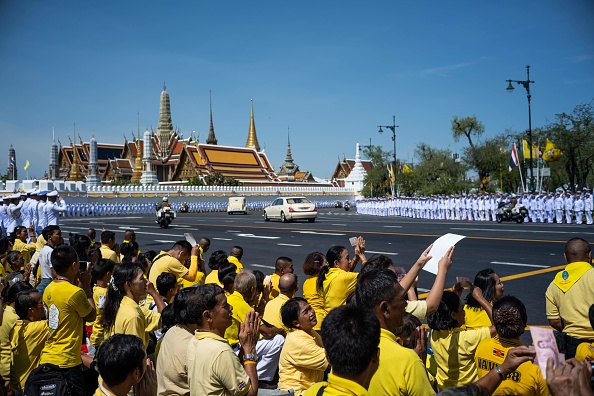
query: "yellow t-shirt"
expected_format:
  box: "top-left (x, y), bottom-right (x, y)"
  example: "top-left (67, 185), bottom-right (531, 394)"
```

top-left (224, 291), bottom-right (253, 346)
top-left (156, 325), bottom-right (194, 396)
top-left (10, 319), bottom-right (49, 391)
top-left (12, 239), bottom-right (37, 264)
top-left (576, 342), bottom-right (594, 361)
top-left (322, 268), bottom-right (358, 314)
top-left (262, 293), bottom-right (290, 332)
top-left (475, 336), bottom-right (551, 396)
top-left (304, 373), bottom-right (370, 396)
top-left (205, 270), bottom-right (221, 286)
top-left (104, 296), bottom-right (161, 347)
top-left (0, 306), bottom-right (19, 378)
top-left (406, 300), bottom-right (428, 322)
top-left (187, 332), bottom-right (251, 396)
top-left (369, 328), bottom-right (435, 396)
top-left (179, 271), bottom-right (206, 289)
top-left (100, 245), bottom-right (118, 262)
top-left (270, 273), bottom-right (281, 299)
top-left (227, 256), bottom-right (244, 272)
top-left (278, 329), bottom-right (328, 395)
top-left (302, 275), bottom-right (325, 331)
top-left (90, 285), bottom-right (107, 347)
top-left (40, 281), bottom-right (94, 368)
top-left (430, 326), bottom-right (491, 389)
top-left (464, 305), bottom-right (492, 329)
top-left (149, 251), bottom-right (189, 285)
top-left (545, 263), bottom-right (594, 339)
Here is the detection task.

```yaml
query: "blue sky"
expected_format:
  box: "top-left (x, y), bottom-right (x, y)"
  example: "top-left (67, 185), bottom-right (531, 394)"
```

top-left (1, 1), bottom-right (593, 180)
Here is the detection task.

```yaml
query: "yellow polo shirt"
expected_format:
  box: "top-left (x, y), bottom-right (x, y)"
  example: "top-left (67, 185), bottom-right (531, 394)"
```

top-left (263, 293), bottom-right (290, 331)
top-left (156, 325), bottom-right (194, 395)
top-left (104, 296), bottom-right (161, 347)
top-left (180, 271), bottom-right (206, 288)
top-left (322, 268), bottom-right (358, 314)
top-left (369, 328), bottom-right (434, 396)
top-left (227, 256), bottom-right (244, 272)
top-left (187, 332), bottom-right (251, 396)
top-left (100, 245), bottom-right (118, 262)
top-left (94, 384), bottom-right (116, 396)
top-left (225, 291), bottom-right (253, 346)
top-left (270, 273), bottom-right (281, 299)
top-left (302, 275), bottom-right (325, 331)
top-left (149, 251), bottom-right (189, 285)
top-left (40, 281), bottom-right (94, 368)
top-left (0, 306), bottom-right (19, 378)
top-left (545, 263), bottom-right (594, 339)
top-left (576, 342), bottom-right (594, 361)
top-left (10, 319), bottom-right (49, 391)
top-left (90, 285), bottom-right (107, 347)
top-left (12, 239), bottom-right (36, 264)
top-left (278, 329), bottom-right (327, 395)
top-left (406, 300), bottom-right (428, 322)
top-left (304, 373), bottom-right (370, 396)
top-left (205, 270), bottom-right (221, 286)
top-left (430, 326), bottom-right (491, 389)
top-left (475, 336), bottom-right (550, 396)
top-left (464, 305), bottom-right (492, 329)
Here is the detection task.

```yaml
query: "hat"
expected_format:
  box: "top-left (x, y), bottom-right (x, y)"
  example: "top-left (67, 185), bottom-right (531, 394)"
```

top-left (26, 189), bottom-right (37, 195)
top-left (162, 197), bottom-right (168, 202)
top-left (37, 190), bottom-right (48, 196)
top-left (11, 193), bottom-right (21, 199)
top-left (47, 191), bottom-right (59, 197)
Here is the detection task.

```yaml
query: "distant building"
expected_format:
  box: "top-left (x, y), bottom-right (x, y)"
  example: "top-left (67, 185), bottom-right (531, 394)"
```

top-left (330, 153), bottom-right (373, 187)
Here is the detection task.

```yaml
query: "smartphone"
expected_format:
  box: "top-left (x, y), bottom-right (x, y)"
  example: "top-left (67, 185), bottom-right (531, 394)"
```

top-left (79, 261), bottom-right (88, 273)
top-left (264, 275), bottom-right (271, 285)
top-left (349, 237), bottom-right (358, 246)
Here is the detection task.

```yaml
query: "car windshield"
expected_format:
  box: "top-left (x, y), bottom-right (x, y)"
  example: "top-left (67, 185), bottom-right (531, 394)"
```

top-left (286, 198), bottom-right (311, 204)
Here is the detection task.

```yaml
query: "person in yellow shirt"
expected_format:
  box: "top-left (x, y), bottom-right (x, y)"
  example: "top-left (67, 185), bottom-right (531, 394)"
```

top-left (5, 251), bottom-right (32, 285)
top-left (262, 273), bottom-right (297, 333)
top-left (316, 238), bottom-right (366, 316)
top-left (39, 245), bottom-right (95, 396)
top-left (269, 257), bottom-right (294, 299)
top-left (428, 287), bottom-right (496, 390)
top-left (228, 245), bottom-right (244, 272)
top-left (102, 262), bottom-right (164, 348)
top-left (576, 304), bottom-right (594, 361)
top-left (205, 250), bottom-right (228, 286)
top-left (301, 252), bottom-right (326, 331)
top-left (148, 240), bottom-right (201, 287)
top-left (475, 296), bottom-right (550, 396)
top-left (303, 304), bottom-right (380, 396)
top-left (87, 227), bottom-right (96, 247)
top-left (100, 230), bottom-right (120, 263)
top-left (10, 289), bottom-right (49, 394)
top-left (12, 225), bottom-right (36, 264)
top-left (95, 334), bottom-right (157, 396)
top-left (278, 297), bottom-right (328, 395)
top-left (464, 268), bottom-right (505, 329)
top-left (89, 259), bottom-right (116, 351)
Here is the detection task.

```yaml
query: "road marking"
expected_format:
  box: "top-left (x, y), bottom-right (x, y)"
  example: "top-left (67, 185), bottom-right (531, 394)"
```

top-left (155, 240), bottom-right (176, 243)
top-left (450, 227), bottom-right (594, 235)
top-left (332, 224), bottom-right (347, 226)
top-left (236, 233), bottom-right (280, 240)
top-left (213, 237), bottom-right (233, 241)
top-left (226, 230), bottom-right (241, 233)
top-left (118, 227), bottom-right (140, 230)
top-left (251, 264), bottom-right (275, 269)
top-left (176, 225), bottom-right (192, 228)
top-left (291, 231), bottom-right (346, 236)
top-left (366, 250), bottom-right (399, 256)
top-left (63, 216), bottom-right (144, 222)
top-left (417, 287), bottom-right (430, 293)
top-left (383, 225), bottom-right (403, 228)
top-left (277, 243), bottom-right (302, 247)
top-left (490, 261), bottom-right (550, 268)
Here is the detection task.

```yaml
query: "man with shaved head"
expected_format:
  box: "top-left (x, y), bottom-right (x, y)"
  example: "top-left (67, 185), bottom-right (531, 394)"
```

top-left (263, 273), bottom-right (298, 333)
top-left (546, 237), bottom-right (594, 358)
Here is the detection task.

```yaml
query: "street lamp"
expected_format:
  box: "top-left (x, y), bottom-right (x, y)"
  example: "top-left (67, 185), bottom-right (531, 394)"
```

top-left (378, 116), bottom-right (398, 195)
top-left (506, 65), bottom-right (535, 191)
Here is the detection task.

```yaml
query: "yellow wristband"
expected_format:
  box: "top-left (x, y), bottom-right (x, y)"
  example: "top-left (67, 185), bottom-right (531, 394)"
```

top-left (243, 361), bottom-right (256, 365)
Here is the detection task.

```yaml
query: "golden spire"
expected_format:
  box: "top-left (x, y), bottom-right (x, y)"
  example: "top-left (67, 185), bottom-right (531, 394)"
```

top-left (206, 90), bottom-right (217, 145)
top-left (131, 112), bottom-right (143, 183)
top-left (245, 99), bottom-right (260, 151)
top-left (69, 140), bottom-right (83, 182)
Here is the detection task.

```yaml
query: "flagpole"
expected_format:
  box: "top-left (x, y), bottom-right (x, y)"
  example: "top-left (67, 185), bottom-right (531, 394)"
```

top-left (517, 141), bottom-right (525, 193)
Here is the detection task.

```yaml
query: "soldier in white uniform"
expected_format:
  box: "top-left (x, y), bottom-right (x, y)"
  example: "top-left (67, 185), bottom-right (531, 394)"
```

top-left (584, 189), bottom-right (593, 225)
top-left (554, 193), bottom-right (564, 223)
top-left (44, 191), bottom-right (68, 226)
top-left (545, 193), bottom-right (554, 223)
top-left (573, 193), bottom-right (584, 225)
top-left (564, 192), bottom-right (574, 224)
top-left (7, 194), bottom-right (24, 235)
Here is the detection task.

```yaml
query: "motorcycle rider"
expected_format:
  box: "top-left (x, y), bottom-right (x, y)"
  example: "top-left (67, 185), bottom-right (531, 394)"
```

top-left (156, 197), bottom-right (171, 222)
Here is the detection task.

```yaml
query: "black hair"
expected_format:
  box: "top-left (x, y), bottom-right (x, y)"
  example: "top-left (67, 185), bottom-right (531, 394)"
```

top-left (15, 289), bottom-right (41, 320)
top-left (87, 227), bottom-right (96, 239)
top-left (1, 281), bottom-right (33, 304)
top-left (91, 259), bottom-right (116, 281)
top-left (253, 270), bottom-right (265, 294)
top-left (218, 262), bottom-right (237, 293)
top-left (590, 304), bottom-right (594, 331)
top-left (465, 268), bottom-right (497, 308)
top-left (317, 245), bottom-right (347, 293)
top-left (159, 303), bottom-right (176, 337)
top-left (69, 233), bottom-right (91, 262)
top-left (102, 263), bottom-right (143, 333)
top-left (230, 245), bottom-right (243, 259)
top-left (187, 284), bottom-right (226, 326)
top-left (275, 256), bottom-right (293, 273)
top-left (321, 304), bottom-right (380, 378)
top-left (100, 230), bottom-right (115, 244)
top-left (50, 245), bottom-right (79, 275)
top-left (281, 297), bottom-right (308, 329)
top-left (170, 240), bottom-right (192, 254)
top-left (393, 312), bottom-right (422, 349)
top-left (173, 287), bottom-right (195, 325)
top-left (492, 296), bottom-right (527, 339)
top-left (564, 237), bottom-right (592, 262)
top-left (360, 254), bottom-right (394, 275)
top-left (156, 272), bottom-right (177, 296)
top-left (208, 250), bottom-right (227, 271)
top-left (96, 334), bottom-right (146, 387)
top-left (144, 250), bottom-right (158, 263)
top-left (427, 291), bottom-right (461, 331)
top-left (42, 225), bottom-right (60, 241)
top-left (302, 252), bottom-right (325, 276)
top-left (121, 241), bottom-right (140, 263)
top-left (6, 251), bottom-right (22, 267)
top-left (0, 236), bottom-right (9, 255)
top-left (355, 269), bottom-right (399, 310)
top-left (199, 237), bottom-right (211, 249)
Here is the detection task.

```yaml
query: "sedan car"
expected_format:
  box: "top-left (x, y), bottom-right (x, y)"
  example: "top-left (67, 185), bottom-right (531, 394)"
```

top-left (264, 196), bottom-right (317, 223)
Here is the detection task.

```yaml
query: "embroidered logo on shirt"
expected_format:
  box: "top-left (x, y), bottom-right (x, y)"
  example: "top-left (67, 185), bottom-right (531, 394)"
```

top-left (492, 348), bottom-right (505, 358)
top-left (48, 304), bottom-right (60, 332)
top-left (238, 381), bottom-right (247, 391)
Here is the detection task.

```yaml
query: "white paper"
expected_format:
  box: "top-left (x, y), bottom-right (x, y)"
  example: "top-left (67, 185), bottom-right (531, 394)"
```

top-left (423, 233), bottom-right (466, 274)
top-left (184, 232), bottom-right (197, 246)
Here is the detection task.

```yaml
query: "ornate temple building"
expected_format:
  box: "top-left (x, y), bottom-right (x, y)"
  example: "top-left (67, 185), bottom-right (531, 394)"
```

top-left (52, 85), bottom-right (316, 185)
top-left (330, 154), bottom-right (373, 187)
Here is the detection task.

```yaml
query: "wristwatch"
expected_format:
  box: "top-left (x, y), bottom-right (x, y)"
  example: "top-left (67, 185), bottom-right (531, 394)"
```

top-left (243, 353), bottom-right (258, 362)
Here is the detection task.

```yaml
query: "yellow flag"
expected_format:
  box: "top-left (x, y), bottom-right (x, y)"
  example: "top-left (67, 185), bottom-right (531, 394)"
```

top-left (522, 140), bottom-right (539, 159)
top-left (543, 138), bottom-right (562, 162)
top-left (403, 164), bottom-right (412, 174)
top-left (24, 160), bottom-right (30, 171)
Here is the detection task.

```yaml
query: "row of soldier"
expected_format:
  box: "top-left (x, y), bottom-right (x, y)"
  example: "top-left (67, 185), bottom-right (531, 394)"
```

top-left (357, 190), bottom-right (594, 224)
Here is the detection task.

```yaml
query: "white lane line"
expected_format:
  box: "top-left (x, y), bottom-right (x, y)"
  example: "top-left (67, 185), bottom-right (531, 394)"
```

top-left (332, 224), bottom-right (347, 226)
top-left (226, 230), bottom-right (241, 233)
top-left (490, 261), bottom-right (550, 268)
top-left (118, 227), bottom-right (140, 230)
top-left (236, 233), bottom-right (280, 240)
top-left (277, 243), bottom-right (302, 247)
top-left (451, 227), bottom-right (594, 235)
top-left (176, 225), bottom-right (192, 228)
top-left (417, 287), bottom-right (430, 293)
top-left (291, 231), bottom-right (346, 236)
top-left (213, 238), bottom-right (233, 241)
top-left (366, 250), bottom-right (399, 256)
top-left (155, 240), bottom-right (176, 243)
top-left (63, 216), bottom-right (144, 222)
top-left (383, 225), bottom-right (403, 228)
top-left (251, 264), bottom-right (275, 269)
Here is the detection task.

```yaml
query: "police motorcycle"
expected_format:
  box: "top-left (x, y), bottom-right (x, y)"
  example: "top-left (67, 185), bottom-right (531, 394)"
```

top-left (496, 202), bottom-right (528, 224)
top-left (334, 200), bottom-right (343, 208)
top-left (156, 197), bottom-right (176, 228)
top-left (179, 202), bottom-right (190, 213)
top-left (344, 200), bottom-right (350, 211)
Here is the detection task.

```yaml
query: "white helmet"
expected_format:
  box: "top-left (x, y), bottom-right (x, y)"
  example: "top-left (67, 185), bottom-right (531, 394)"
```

top-left (163, 197), bottom-right (168, 202)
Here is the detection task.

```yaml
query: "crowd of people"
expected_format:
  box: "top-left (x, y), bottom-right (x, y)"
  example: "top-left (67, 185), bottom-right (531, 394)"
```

top-left (357, 190), bottom-right (594, 224)
top-left (0, 215), bottom-right (593, 395)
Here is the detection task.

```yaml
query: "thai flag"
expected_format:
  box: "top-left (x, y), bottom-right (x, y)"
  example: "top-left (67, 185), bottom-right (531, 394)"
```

top-left (10, 155), bottom-right (16, 166)
top-left (508, 143), bottom-right (519, 172)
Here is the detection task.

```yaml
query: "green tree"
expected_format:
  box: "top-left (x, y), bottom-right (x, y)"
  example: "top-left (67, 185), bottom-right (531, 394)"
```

top-left (410, 143), bottom-right (471, 195)
top-left (360, 145), bottom-right (391, 197)
top-left (204, 172), bottom-right (242, 186)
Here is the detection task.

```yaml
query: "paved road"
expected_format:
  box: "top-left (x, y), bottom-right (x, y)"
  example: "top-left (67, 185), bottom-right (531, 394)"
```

top-left (60, 209), bottom-right (594, 328)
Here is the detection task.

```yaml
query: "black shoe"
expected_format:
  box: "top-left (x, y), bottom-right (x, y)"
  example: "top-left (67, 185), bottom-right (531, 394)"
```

top-left (258, 380), bottom-right (277, 389)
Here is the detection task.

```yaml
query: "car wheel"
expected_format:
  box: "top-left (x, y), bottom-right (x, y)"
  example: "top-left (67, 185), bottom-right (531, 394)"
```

top-left (308, 218), bottom-right (315, 223)
top-left (281, 212), bottom-right (287, 223)
top-left (496, 214), bottom-right (503, 223)
top-left (264, 212), bottom-right (270, 222)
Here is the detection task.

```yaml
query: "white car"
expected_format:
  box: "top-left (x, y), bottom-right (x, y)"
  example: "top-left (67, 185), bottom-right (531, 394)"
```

top-left (264, 197), bottom-right (317, 223)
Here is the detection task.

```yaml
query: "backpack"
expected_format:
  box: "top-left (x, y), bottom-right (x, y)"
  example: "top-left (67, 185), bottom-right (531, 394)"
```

top-left (24, 363), bottom-right (71, 396)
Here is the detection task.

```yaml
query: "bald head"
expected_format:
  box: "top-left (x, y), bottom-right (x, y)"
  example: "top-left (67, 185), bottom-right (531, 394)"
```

top-left (279, 273), bottom-right (298, 296)
top-left (564, 238), bottom-right (592, 263)
top-left (230, 246), bottom-right (243, 260)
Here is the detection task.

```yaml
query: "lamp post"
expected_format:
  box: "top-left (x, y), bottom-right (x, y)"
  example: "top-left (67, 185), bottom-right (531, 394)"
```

top-left (378, 116), bottom-right (398, 195)
top-left (506, 65), bottom-right (535, 191)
